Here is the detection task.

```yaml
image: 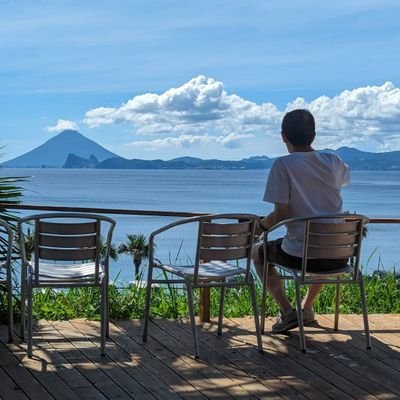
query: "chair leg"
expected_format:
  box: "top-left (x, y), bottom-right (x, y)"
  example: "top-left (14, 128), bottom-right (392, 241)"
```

top-left (186, 284), bottom-right (200, 359)
top-left (20, 277), bottom-right (26, 340)
top-left (7, 270), bottom-right (13, 343)
top-left (105, 275), bottom-right (110, 338)
top-left (249, 279), bottom-right (263, 352)
top-left (217, 286), bottom-right (226, 336)
top-left (142, 275), bottom-right (153, 342)
top-left (294, 275), bottom-right (306, 352)
top-left (260, 265), bottom-right (268, 334)
top-left (359, 273), bottom-right (372, 350)
top-left (100, 282), bottom-right (106, 356)
top-left (334, 280), bottom-right (340, 331)
top-left (27, 281), bottom-right (33, 358)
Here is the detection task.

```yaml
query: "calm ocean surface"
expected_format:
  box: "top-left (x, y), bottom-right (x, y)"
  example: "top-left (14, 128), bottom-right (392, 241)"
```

top-left (4, 168), bottom-right (400, 283)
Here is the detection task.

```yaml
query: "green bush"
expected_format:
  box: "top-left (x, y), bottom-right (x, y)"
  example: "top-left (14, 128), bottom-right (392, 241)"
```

top-left (21, 271), bottom-right (400, 321)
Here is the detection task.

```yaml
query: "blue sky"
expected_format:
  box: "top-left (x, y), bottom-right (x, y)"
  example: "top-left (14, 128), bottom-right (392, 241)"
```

top-left (1, 0), bottom-right (400, 161)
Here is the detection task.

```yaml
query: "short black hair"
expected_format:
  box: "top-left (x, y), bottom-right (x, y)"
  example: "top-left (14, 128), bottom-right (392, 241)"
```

top-left (281, 109), bottom-right (315, 146)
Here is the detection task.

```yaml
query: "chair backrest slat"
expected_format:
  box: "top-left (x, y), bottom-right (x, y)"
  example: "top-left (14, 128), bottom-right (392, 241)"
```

top-left (39, 221), bottom-right (97, 235)
top-left (306, 246), bottom-right (357, 259)
top-left (39, 234), bottom-right (97, 248)
top-left (309, 221), bottom-right (359, 234)
top-left (202, 221), bottom-right (252, 235)
top-left (39, 247), bottom-right (97, 261)
top-left (308, 232), bottom-right (359, 246)
top-left (201, 232), bottom-right (251, 248)
top-left (200, 247), bottom-right (249, 261)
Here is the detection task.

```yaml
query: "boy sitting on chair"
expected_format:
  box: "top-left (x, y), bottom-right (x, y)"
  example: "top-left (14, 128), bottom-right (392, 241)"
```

top-left (252, 109), bottom-right (350, 333)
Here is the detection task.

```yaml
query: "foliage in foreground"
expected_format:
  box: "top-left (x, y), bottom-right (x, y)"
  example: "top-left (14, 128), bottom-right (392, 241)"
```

top-left (2, 271), bottom-right (399, 322)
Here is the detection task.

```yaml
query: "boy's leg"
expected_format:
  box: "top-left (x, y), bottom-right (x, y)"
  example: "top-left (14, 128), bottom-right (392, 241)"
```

top-left (302, 284), bottom-right (323, 312)
top-left (252, 243), bottom-right (292, 315)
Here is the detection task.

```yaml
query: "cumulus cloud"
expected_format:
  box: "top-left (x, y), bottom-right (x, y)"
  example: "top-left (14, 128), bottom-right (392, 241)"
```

top-left (287, 82), bottom-right (400, 149)
top-left (83, 76), bottom-right (400, 152)
top-left (46, 119), bottom-right (79, 133)
top-left (84, 75), bottom-right (280, 149)
top-left (128, 132), bottom-right (255, 150)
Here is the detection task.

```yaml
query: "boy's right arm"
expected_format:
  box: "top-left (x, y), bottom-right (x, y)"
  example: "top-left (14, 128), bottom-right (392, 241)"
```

top-left (258, 202), bottom-right (290, 233)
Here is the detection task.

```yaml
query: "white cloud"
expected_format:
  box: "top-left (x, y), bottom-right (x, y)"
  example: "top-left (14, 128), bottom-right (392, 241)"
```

top-left (128, 132), bottom-right (255, 151)
top-left (83, 76), bottom-right (400, 152)
top-left (288, 82), bottom-right (400, 149)
top-left (46, 119), bottom-right (79, 133)
top-left (84, 75), bottom-right (281, 138)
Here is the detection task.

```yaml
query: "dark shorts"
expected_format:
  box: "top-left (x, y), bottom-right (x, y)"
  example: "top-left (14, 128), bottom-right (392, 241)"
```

top-left (258, 238), bottom-right (348, 273)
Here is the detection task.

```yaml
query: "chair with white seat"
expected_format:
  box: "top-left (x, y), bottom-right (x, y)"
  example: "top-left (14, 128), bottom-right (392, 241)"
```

top-left (18, 213), bottom-right (115, 357)
top-left (142, 213), bottom-right (263, 358)
top-left (260, 214), bottom-right (371, 352)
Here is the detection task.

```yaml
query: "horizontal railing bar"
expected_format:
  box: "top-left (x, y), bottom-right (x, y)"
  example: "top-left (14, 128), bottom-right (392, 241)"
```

top-left (0, 203), bottom-right (209, 218)
top-left (0, 203), bottom-right (399, 224)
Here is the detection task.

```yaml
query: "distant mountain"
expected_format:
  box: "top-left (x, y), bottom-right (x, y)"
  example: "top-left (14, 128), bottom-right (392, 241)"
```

top-left (1, 130), bottom-right (117, 168)
top-left (3, 130), bottom-right (400, 170)
top-left (65, 147), bottom-right (400, 171)
top-left (334, 147), bottom-right (400, 170)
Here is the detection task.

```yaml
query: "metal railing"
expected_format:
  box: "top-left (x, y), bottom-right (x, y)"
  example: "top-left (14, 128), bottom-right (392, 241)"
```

top-left (1, 203), bottom-right (399, 224)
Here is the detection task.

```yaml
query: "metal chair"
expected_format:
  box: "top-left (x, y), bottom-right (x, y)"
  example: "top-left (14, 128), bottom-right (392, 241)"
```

top-left (18, 213), bottom-right (116, 357)
top-left (143, 213), bottom-right (263, 358)
top-left (260, 214), bottom-right (371, 352)
top-left (0, 220), bottom-right (14, 342)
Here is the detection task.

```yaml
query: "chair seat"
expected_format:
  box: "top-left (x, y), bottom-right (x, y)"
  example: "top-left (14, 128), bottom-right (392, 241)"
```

top-left (28, 261), bottom-right (104, 284)
top-left (159, 260), bottom-right (246, 280)
top-left (278, 263), bottom-right (352, 276)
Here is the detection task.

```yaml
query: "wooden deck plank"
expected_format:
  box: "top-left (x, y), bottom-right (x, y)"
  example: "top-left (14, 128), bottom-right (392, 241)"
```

top-left (118, 319), bottom-right (227, 400)
top-left (70, 319), bottom-right (176, 400)
top-left (49, 320), bottom-right (138, 400)
top-left (111, 319), bottom-right (207, 400)
top-left (32, 321), bottom-right (111, 400)
top-left (147, 318), bottom-right (261, 400)
top-left (228, 316), bottom-right (384, 400)
top-left (1, 315), bottom-right (400, 400)
top-left (154, 317), bottom-right (305, 400)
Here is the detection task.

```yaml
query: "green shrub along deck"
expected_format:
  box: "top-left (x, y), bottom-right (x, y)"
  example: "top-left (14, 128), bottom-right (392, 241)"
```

top-left (2, 271), bottom-right (399, 322)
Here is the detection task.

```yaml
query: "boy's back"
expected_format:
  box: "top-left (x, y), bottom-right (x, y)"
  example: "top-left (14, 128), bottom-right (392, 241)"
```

top-left (263, 150), bottom-right (350, 257)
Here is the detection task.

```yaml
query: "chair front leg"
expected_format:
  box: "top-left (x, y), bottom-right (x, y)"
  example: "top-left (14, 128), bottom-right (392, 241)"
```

top-left (20, 267), bottom-right (27, 340)
top-left (7, 267), bottom-right (13, 343)
top-left (294, 274), bottom-right (306, 352)
top-left (217, 285), bottom-right (226, 336)
top-left (100, 281), bottom-right (106, 356)
top-left (142, 266), bottom-right (153, 342)
top-left (27, 278), bottom-right (33, 358)
top-left (358, 271), bottom-right (372, 349)
top-left (186, 283), bottom-right (200, 359)
top-left (249, 278), bottom-right (263, 352)
top-left (260, 265), bottom-right (268, 334)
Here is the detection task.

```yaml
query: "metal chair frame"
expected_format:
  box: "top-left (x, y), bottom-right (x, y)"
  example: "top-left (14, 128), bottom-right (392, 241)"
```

top-left (260, 214), bottom-right (371, 352)
top-left (18, 212), bottom-right (115, 357)
top-left (0, 220), bottom-right (14, 342)
top-left (142, 213), bottom-right (263, 358)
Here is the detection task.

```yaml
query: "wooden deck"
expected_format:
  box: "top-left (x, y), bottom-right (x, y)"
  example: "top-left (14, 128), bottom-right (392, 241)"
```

top-left (1, 315), bottom-right (400, 399)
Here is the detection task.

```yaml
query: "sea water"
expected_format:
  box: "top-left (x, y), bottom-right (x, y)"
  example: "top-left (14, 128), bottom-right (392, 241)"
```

top-left (4, 168), bottom-right (400, 283)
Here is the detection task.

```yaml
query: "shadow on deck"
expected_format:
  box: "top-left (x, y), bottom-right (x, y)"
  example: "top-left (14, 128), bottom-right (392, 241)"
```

top-left (1, 314), bottom-right (400, 399)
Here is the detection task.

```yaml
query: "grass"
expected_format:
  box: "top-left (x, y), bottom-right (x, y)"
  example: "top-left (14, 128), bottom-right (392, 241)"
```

top-left (1, 270), bottom-right (400, 323)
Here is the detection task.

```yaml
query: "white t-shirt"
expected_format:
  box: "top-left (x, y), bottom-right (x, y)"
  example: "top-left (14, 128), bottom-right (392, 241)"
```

top-left (263, 151), bottom-right (350, 257)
